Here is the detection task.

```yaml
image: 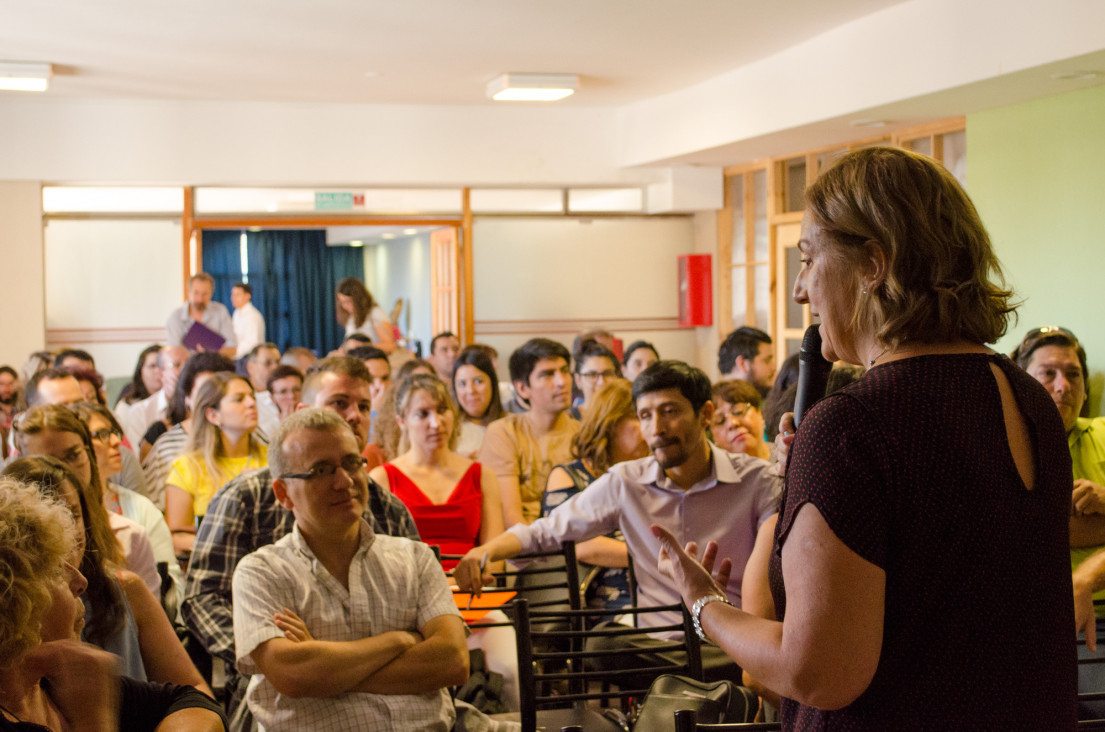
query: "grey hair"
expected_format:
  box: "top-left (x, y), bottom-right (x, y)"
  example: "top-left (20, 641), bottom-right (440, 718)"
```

top-left (269, 408), bottom-right (353, 478)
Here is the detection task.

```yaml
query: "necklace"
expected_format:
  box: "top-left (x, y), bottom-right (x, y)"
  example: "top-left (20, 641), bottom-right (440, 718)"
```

top-left (867, 348), bottom-right (890, 367)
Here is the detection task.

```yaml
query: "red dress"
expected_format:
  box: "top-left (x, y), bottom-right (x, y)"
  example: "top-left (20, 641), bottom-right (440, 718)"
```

top-left (384, 461), bottom-right (483, 570)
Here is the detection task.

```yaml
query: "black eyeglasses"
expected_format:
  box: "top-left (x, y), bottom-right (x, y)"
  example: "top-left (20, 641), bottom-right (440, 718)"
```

top-left (280, 455), bottom-right (367, 481)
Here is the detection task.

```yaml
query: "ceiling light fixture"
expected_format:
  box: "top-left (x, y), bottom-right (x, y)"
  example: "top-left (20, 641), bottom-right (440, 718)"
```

top-left (0, 61), bottom-right (53, 92)
top-left (487, 73), bottom-right (578, 102)
top-left (349, 240), bottom-right (364, 247)
top-left (1051, 70), bottom-right (1101, 81)
top-left (850, 118), bottom-right (888, 128)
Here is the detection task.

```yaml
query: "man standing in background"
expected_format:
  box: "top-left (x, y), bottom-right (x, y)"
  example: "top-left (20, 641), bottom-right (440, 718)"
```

top-left (232, 283), bottom-right (266, 359)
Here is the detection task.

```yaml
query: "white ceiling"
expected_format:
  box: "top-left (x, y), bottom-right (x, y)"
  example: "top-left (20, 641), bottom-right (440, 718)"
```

top-left (3, 0), bottom-right (905, 105)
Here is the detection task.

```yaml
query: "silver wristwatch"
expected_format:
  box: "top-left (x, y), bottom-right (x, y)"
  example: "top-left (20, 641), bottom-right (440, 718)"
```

top-left (691, 593), bottom-right (730, 642)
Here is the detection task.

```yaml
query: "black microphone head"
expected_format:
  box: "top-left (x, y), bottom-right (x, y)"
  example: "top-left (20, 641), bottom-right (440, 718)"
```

top-left (793, 323), bottom-right (833, 428)
top-left (799, 323), bottom-right (825, 364)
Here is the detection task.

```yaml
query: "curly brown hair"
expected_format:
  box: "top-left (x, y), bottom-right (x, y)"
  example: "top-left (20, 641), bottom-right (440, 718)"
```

top-left (805, 146), bottom-right (1017, 349)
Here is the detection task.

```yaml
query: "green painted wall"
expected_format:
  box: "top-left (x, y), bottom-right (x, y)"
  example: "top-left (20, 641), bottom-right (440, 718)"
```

top-left (968, 84), bottom-right (1105, 416)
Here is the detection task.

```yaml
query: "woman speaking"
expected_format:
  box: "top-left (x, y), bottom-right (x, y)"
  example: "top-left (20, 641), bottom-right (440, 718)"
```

top-left (655, 147), bottom-right (1076, 728)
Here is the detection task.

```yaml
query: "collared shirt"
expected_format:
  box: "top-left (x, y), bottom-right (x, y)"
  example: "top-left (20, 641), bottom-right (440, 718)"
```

top-left (256, 390), bottom-right (280, 443)
top-left (182, 466), bottom-right (420, 675)
top-left (165, 300), bottom-right (236, 349)
top-left (232, 302), bottom-right (266, 358)
top-left (233, 520), bottom-right (458, 732)
top-left (115, 389), bottom-right (168, 451)
top-left (1069, 417), bottom-right (1105, 611)
top-left (509, 443), bottom-right (779, 637)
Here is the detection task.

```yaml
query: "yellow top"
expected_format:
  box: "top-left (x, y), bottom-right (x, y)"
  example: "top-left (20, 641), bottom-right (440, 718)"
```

top-left (166, 447), bottom-right (268, 517)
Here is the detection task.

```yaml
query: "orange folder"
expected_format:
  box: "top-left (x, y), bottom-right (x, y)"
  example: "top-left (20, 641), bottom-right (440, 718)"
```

top-left (451, 590), bottom-right (517, 623)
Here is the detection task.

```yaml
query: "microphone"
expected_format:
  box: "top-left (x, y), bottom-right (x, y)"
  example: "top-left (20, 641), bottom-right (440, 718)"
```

top-left (793, 324), bottom-right (833, 428)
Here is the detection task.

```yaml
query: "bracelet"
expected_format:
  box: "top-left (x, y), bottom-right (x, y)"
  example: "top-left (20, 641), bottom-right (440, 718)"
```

top-left (691, 593), bottom-right (730, 642)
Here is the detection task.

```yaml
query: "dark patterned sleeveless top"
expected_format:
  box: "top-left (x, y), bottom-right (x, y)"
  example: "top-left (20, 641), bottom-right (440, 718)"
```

top-left (770, 353), bottom-right (1076, 730)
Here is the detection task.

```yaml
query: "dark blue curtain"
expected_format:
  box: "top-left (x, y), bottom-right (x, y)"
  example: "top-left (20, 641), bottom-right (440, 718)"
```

top-left (246, 230), bottom-right (364, 355)
top-left (200, 230), bottom-right (245, 308)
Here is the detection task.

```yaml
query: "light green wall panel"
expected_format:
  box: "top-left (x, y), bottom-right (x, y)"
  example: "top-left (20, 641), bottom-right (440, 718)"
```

top-left (968, 84), bottom-right (1105, 416)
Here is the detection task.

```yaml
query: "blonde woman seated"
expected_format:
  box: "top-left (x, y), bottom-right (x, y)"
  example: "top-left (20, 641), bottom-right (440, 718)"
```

top-left (166, 373), bottom-right (267, 554)
top-left (709, 379), bottom-right (771, 461)
top-left (543, 379), bottom-right (649, 614)
top-left (368, 374), bottom-right (518, 710)
top-left (0, 477), bottom-right (224, 731)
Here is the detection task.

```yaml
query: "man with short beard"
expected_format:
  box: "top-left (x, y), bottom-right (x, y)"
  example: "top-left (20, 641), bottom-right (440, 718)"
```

top-left (457, 360), bottom-right (778, 679)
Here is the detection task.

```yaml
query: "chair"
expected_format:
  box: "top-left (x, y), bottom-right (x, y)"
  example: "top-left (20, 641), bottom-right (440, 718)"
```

top-left (1079, 629), bottom-right (1105, 729)
top-left (673, 709), bottom-right (781, 731)
top-left (503, 597), bottom-right (706, 732)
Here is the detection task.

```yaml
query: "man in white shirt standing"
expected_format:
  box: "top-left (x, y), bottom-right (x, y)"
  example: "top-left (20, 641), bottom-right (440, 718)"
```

top-left (233, 408), bottom-right (468, 731)
top-left (232, 282), bottom-right (266, 359)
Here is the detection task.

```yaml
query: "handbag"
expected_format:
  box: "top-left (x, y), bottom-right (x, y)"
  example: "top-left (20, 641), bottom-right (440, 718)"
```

top-left (633, 674), bottom-right (758, 730)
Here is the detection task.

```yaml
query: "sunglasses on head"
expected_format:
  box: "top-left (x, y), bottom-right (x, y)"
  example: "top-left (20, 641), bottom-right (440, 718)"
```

top-left (1012, 326), bottom-right (1079, 362)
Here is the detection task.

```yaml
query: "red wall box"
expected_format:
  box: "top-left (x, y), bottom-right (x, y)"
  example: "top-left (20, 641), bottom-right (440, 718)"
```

top-left (678, 254), bottom-right (712, 327)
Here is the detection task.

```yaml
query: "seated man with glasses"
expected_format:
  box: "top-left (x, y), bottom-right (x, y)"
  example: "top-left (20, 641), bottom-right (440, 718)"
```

top-left (569, 339), bottom-right (621, 420)
top-left (1013, 326), bottom-right (1105, 716)
top-left (183, 356), bottom-right (419, 728)
top-left (233, 408), bottom-right (468, 731)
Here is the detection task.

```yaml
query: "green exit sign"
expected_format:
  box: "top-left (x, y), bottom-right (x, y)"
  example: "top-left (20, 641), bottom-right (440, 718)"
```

top-left (315, 192), bottom-right (355, 210)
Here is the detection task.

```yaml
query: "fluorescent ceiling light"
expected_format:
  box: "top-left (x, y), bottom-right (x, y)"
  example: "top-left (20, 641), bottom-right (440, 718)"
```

top-left (349, 240), bottom-right (364, 247)
top-left (487, 73), bottom-right (577, 102)
top-left (0, 61), bottom-right (52, 92)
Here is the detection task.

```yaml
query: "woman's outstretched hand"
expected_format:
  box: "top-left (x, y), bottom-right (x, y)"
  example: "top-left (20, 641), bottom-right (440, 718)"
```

top-left (652, 524), bottom-right (733, 608)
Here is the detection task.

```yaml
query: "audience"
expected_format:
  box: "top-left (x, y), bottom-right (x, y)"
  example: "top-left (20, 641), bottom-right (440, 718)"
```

top-left (0, 365), bottom-right (17, 460)
top-left (265, 364), bottom-right (303, 422)
top-left (117, 345), bottom-right (189, 455)
top-left (479, 338), bottom-right (580, 527)
top-left (335, 277), bottom-right (395, 354)
top-left (183, 356), bottom-right (419, 724)
top-left (243, 343), bottom-right (281, 439)
top-left (13, 406), bottom-right (161, 598)
top-left (230, 282), bottom-right (265, 359)
top-left (20, 350), bottom-right (55, 385)
top-left (622, 340), bottom-right (659, 382)
top-left (24, 368), bottom-right (84, 408)
top-left (70, 401), bottom-right (182, 607)
top-left (114, 344), bottom-right (163, 408)
top-left (141, 352), bottom-right (237, 511)
top-left (165, 373), bottom-right (267, 554)
top-left (452, 345), bottom-right (504, 458)
top-left (718, 325), bottom-right (776, 398)
top-left (369, 373), bottom-right (516, 709)
top-left (233, 408), bottom-right (467, 731)
top-left (570, 339), bottom-right (621, 420)
top-left (53, 348), bottom-right (96, 372)
top-left (2, 455), bottom-right (210, 695)
top-left (428, 331), bottom-right (461, 381)
top-left (280, 346), bottom-right (317, 373)
top-left (709, 379), bottom-right (770, 461)
top-left (1013, 325), bottom-right (1105, 719)
top-left (542, 379), bottom-right (648, 614)
top-left (0, 477), bottom-right (225, 731)
top-left (165, 273), bottom-right (236, 358)
top-left (458, 360), bottom-right (779, 684)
